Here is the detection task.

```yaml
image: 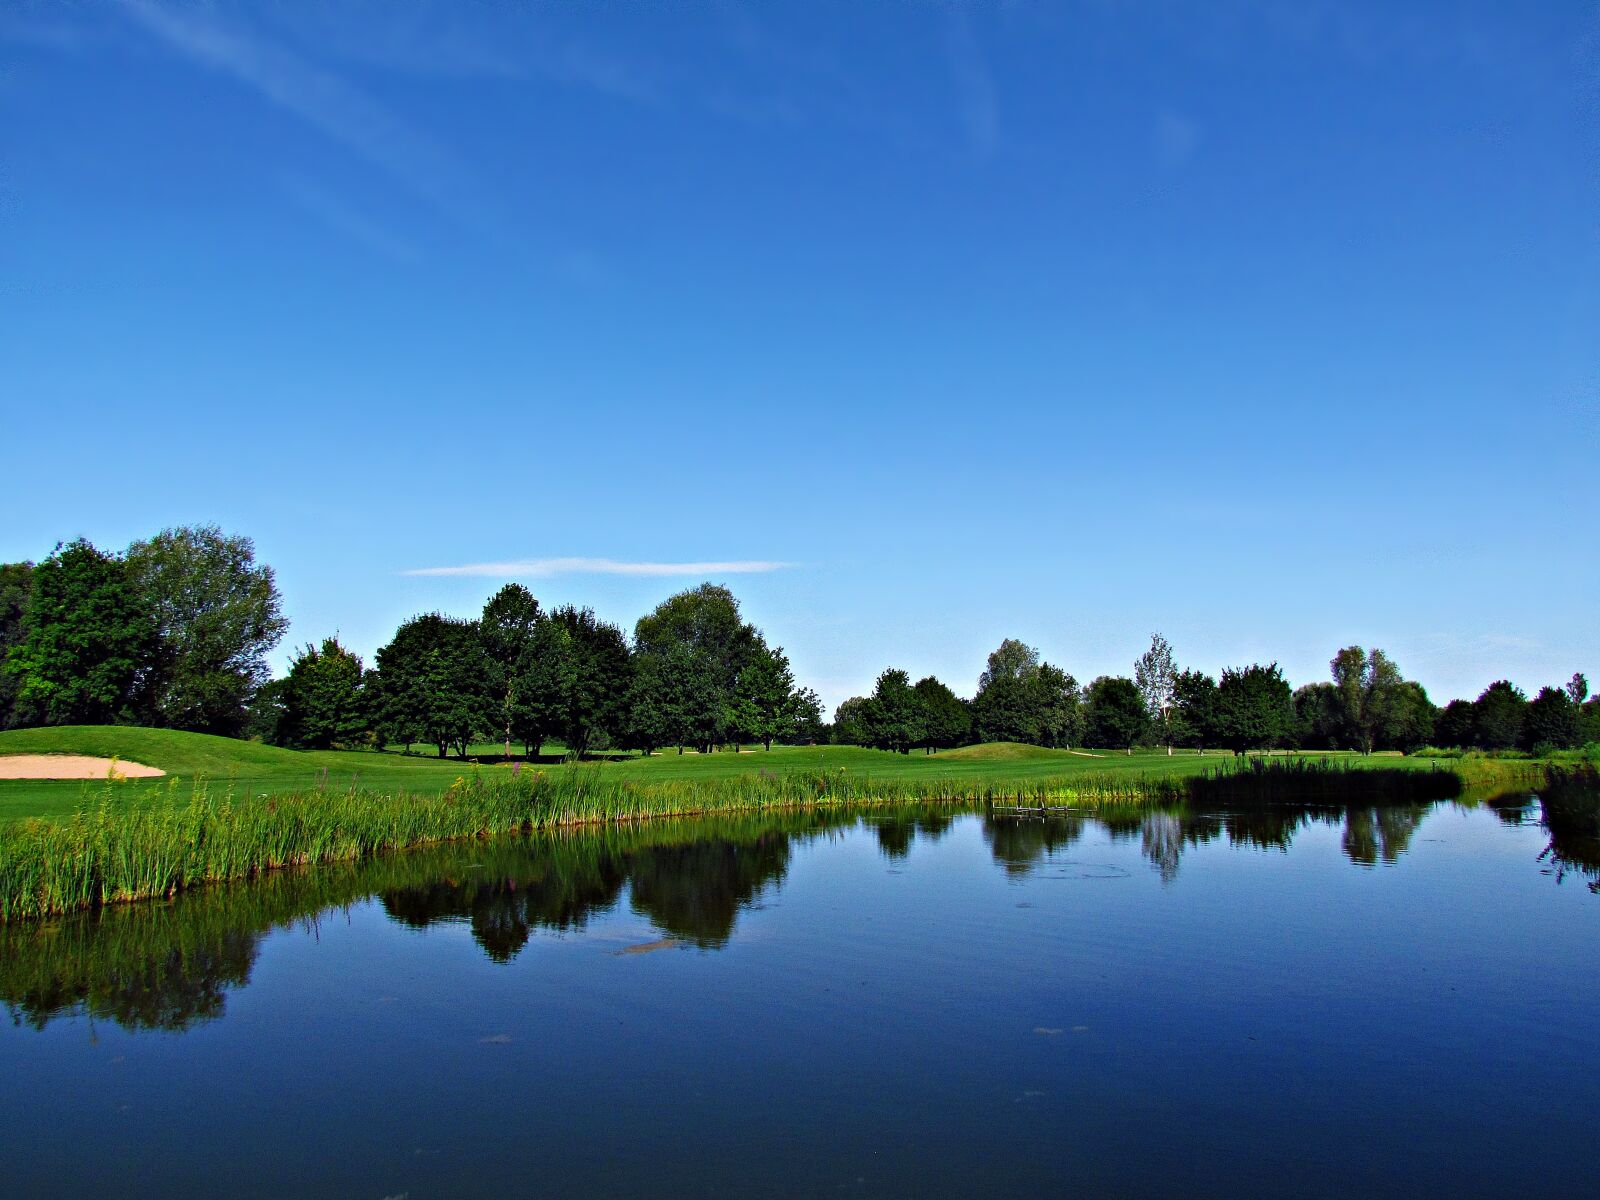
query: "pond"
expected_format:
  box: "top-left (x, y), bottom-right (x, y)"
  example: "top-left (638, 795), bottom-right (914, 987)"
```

top-left (2, 798), bottom-right (1596, 1199)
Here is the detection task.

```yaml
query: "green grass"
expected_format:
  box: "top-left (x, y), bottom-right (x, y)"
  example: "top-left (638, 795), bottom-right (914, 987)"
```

top-left (0, 726), bottom-right (1476, 824)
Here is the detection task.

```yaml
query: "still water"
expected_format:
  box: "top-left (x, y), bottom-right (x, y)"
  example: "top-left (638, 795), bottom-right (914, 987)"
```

top-left (2, 799), bottom-right (1595, 1199)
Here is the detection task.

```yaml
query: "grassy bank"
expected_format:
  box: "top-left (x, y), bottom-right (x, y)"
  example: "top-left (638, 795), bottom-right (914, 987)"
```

top-left (0, 725), bottom-right (1453, 822)
top-left (0, 755), bottom-right (1482, 921)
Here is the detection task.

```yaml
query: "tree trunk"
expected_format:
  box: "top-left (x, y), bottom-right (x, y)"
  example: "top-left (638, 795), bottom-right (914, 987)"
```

top-left (436, 743), bottom-right (446, 758)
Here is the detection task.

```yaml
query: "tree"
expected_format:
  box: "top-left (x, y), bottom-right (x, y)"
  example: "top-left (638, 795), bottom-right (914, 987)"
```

top-left (624, 642), bottom-right (702, 754)
top-left (1522, 685), bottom-right (1579, 752)
top-left (4, 539), bottom-right (151, 727)
top-left (1032, 664), bottom-right (1083, 749)
top-left (1581, 697), bottom-right (1600, 748)
top-left (787, 687), bottom-right (826, 745)
top-left (913, 676), bottom-right (971, 753)
top-left (0, 561), bottom-right (33, 730)
top-left (1134, 633), bottom-right (1178, 754)
top-left (479, 584), bottom-right (542, 759)
top-left (1172, 669), bottom-right (1217, 752)
top-left (1330, 646), bottom-right (1404, 755)
top-left (243, 677), bottom-right (288, 745)
top-left (1083, 676), bottom-right (1148, 753)
top-left (1435, 699), bottom-right (1475, 748)
top-left (1212, 663), bottom-right (1293, 754)
top-left (373, 613), bottom-right (490, 757)
top-left (971, 638), bottom-right (1042, 744)
top-left (280, 637), bottom-right (370, 749)
top-left (862, 668), bottom-right (925, 753)
top-left (547, 606), bottom-right (632, 756)
top-left (1293, 683), bottom-right (1344, 750)
top-left (1386, 681), bottom-right (1437, 752)
top-left (1472, 680), bottom-right (1526, 751)
top-left (634, 584), bottom-right (762, 752)
top-left (738, 643), bottom-right (801, 750)
top-left (832, 697), bottom-right (871, 746)
top-left (1566, 673), bottom-right (1589, 707)
top-left (515, 617), bottom-right (579, 756)
top-left (125, 525), bottom-right (287, 735)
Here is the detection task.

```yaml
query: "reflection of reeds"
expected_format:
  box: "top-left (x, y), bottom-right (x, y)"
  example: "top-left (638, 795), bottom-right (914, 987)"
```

top-left (0, 760), bottom-right (1482, 920)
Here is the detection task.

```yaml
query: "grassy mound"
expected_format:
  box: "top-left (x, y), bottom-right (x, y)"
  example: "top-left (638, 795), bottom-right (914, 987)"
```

top-left (0, 726), bottom-right (310, 776)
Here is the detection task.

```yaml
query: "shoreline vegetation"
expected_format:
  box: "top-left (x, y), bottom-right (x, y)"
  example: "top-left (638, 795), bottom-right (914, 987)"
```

top-left (0, 755), bottom-right (1551, 922)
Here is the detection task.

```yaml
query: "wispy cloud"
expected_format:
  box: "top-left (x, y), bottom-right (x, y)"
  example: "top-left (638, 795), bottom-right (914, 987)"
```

top-left (403, 558), bottom-right (794, 579)
top-left (115, 0), bottom-right (486, 227)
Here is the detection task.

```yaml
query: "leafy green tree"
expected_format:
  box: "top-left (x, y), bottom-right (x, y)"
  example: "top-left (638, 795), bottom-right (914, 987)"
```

top-left (1581, 698), bottom-right (1600, 747)
top-left (1329, 646), bottom-right (1406, 755)
top-left (1083, 675), bottom-right (1148, 753)
top-left (1033, 663), bottom-right (1083, 749)
top-left (738, 643), bottom-right (800, 750)
top-left (280, 637), bottom-right (370, 749)
top-left (1522, 685), bottom-right (1579, 752)
top-left (479, 584), bottom-right (542, 759)
top-left (373, 613), bottom-right (489, 757)
top-left (1172, 669), bottom-right (1217, 751)
top-left (1212, 663), bottom-right (1294, 754)
top-left (971, 638), bottom-right (1042, 743)
top-left (788, 687), bottom-right (826, 744)
top-left (0, 561), bottom-right (33, 730)
top-left (625, 642), bottom-right (717, 754)
top-left (634, 584), bottom-right (762, 751)
top-left (547, 606), bottom-right (632, 756)
top-left (832, 696), bottom-right (871, 745)
top-left (515, 617), bottom-right (578, 755)
top-left (243, 676), bottom-right (288, 744)
top-left (913, 676), bottom-right (971, 752)
top-left (1472, 680), bottom-right (1526, 751)
top-left (1385, 681), bottom-right (1437, 751)
top-left (4, 540), bottom-right (151, 727)
top-left (1434, 699), bottom-right (1476, 748)
top-left (125, 526), bottom-right (287, 735)
top-left (862, 668), bottom-right (925, 753)
top-left (1134, 633), bottom-right (1178, 753)
top-left (1293, 682), bottom-right (1344, 750)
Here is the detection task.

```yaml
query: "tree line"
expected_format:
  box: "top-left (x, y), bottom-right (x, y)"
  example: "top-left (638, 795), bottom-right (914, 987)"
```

top-left (832, 635), bottom-right (1600, 756)
top-left (2, 530), bottom-right (1594, 757)
top-left (258, 582), bottom-right (825, 757)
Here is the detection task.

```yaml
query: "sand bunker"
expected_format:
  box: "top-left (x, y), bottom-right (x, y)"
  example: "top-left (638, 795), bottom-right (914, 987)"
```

top-left (0, 755), bottom-right (166, 780)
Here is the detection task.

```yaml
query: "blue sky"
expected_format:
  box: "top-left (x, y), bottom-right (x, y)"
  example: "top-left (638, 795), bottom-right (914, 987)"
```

top-left (2, 0), bottom-right (1595, 714)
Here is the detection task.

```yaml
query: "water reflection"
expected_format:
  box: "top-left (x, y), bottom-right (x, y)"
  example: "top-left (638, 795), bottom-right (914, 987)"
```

top-left (5, 787), bottom-right (1596, 1035)
top-left (871, 812), bottom-right (954, 861)
top-left (1534, 767), bottom-right (1600, 892)
top-left (986, 803), bottom-right (1427, 881)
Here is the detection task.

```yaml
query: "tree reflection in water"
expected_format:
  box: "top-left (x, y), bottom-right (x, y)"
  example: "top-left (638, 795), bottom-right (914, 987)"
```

top-left (985, 802), bottom-right (1428, 881)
